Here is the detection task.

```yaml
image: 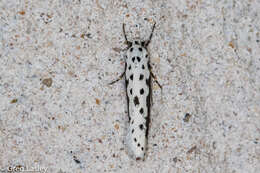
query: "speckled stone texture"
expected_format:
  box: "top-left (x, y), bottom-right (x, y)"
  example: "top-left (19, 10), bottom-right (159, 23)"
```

top-left (0, 0), bottom-right (260, 172)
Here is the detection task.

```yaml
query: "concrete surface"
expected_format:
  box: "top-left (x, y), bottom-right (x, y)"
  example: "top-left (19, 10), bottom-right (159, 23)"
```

top-left (0, 0), bottom-right (260, 172)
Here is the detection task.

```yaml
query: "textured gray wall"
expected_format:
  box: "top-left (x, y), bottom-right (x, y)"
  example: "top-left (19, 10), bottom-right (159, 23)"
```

top-left (0, 0), bottom-right (259, 172)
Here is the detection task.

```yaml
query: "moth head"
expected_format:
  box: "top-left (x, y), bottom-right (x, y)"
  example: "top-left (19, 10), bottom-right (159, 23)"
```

top-left (133, 40), bottom-right (140, 45)
top-left (132, 40), bottom-right (146, 47)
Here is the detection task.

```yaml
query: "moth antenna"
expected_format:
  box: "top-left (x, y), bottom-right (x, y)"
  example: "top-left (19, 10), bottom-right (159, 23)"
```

top-left (145, 22), bottom-right (156, 47)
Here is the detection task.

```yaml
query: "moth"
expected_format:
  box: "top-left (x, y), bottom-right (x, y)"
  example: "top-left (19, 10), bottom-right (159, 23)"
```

top-left (110, 23), bottom-right (161, 160)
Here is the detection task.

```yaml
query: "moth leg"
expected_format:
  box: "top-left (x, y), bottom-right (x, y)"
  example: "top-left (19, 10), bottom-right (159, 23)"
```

top-left (148, 62), bottom-right (162, 105)
top-left (144, 22), bottom-right (156, 47)
top-left (151, 71), bottom-right (164, 105)
top-left (150, 71), bottom-right (162, 89)
top-left (109, 72), bottom-right (125, 85)
top-left (150, 71), bottom-right (163, 105)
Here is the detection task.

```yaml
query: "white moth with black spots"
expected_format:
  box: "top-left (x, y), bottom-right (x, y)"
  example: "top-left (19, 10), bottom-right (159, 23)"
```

top-left (110, 22), bottom-right (161, 161)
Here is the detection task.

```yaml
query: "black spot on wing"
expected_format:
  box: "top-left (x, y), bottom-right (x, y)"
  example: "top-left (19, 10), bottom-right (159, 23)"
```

top-left (130, 47), bottom-right (134, 52)
top-left (139, 74), bottom-right (144, 80)
top-left (139, 124), bottom-right (144, 130)
top-left (139, 108), bottom-right (144, 114)
top-left (145, 54), bottom-right (148, 58)
top-left (137, 56), bottom-right (141, 62)
top-left (138, 47), bottom-right (142, 52)
top-left (132, 57), bottom-right (135, 62)
top-left (130, 74), bottom-right (133, 80)
top-left (142, 65), bottom-right (145, 69)
top-left (73, 157), bottom-right (81, 164)
top-left (134, 96), bottom-right (140, 106)
top-left (135, 41), bottom-right (139, 45)
top-left (130, 88), bottom-right (132, 95)
top-left (137, 143), bottom-right (140, 147)
top-left (146, 78), bottom-right (149, 86)
top-left (134, 138), bottom-right (137, 142)
top-left (132, 129), bottom-right (134, 133)
top-left (128, 65), bottom-right (131, 70)
top-left (140, 88), bottom-right (144, 95)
